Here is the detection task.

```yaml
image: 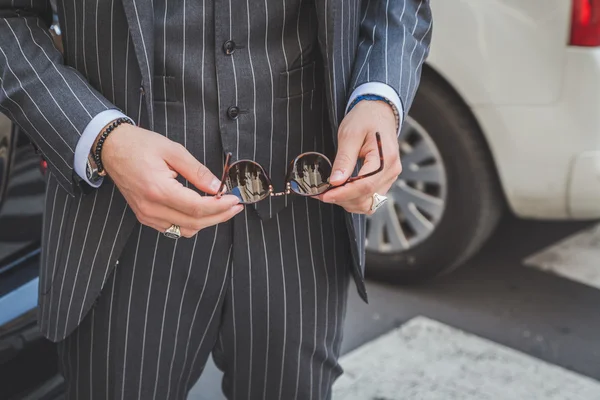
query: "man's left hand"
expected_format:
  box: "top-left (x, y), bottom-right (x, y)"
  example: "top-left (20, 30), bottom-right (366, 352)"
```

top-left (318, 100), bottom-right (402, 214)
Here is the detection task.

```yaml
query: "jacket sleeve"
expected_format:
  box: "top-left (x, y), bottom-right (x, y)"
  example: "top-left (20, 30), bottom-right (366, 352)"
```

top-left (349, 0), bottom-right (433, 123)
top-left (0, 1), bottom-right (115, 196)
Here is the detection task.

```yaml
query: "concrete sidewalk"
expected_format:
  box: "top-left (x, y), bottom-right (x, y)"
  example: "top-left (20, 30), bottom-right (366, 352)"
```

top-left (332, 317), bottom-right (600, 400)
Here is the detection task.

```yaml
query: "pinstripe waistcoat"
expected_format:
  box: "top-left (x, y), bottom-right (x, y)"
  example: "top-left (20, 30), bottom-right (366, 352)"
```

top-left (0, 0), bottom-right (433, 342)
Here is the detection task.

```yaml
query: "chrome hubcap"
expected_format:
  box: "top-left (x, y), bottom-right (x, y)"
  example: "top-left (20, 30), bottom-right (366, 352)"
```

top-left (366, 117), bottom-right (447, 253)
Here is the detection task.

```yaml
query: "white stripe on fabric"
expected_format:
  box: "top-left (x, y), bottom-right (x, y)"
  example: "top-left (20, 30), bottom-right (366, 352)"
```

top-left (152, 239), bottom-right (178, 400)
top-left (408, 16), bottom-right (433, 100)
top-left (295, 0), bottom-right (305, 152)
top-left (110, 0), bottom-right (116, 103)
top-left (184, 246), bottom-right (233, 391)
top-left (325, 204), bottom-right (340, 392)
top-left (62, 191), bottom-right (99, 339)
top-left (404, 1), bottom-right (425, 101)
top-left (82, 0), bottom-right (89, 78)
top-left (53, 196), bottom-right (83, 340)
top-left (317, 201), bottom-right (330, 396)
top-left (131, 0), bottom-right (154, 122)
top-left (281, 0), bottom-right (290, 211)
top-left (77, 186), bottom-right (117, 322)
top-left (0, 44), bottom-right (79, 147)
top-left (384, 0), bottom-right (390, 83)
top-left (44, 189), bottom-right (69, 336)
top-left (136, 232), bottom-right (161, 400)
top-left (165, 233), bottom-right (198, 399)
top-left (40, 184), bottom-right (59, 323)
top-left (182, 0), bottom-right (188, 154)
top-left (0, 88), bottom-right (72, 180)
top-left (24, 19), bottom-right (94, 119)
top-left (305, 198), bottom-right (319, 400)
top-left (275, 214), bottom-right (288, 400)
top-left (161, 0), bottom-right (169, 139)
top-left (89, 308), bottom-right (95, 400)
top-left (95, 0), bottom-right (103, 91)
top-left (291, 203), bottom-right (303, 400)
top-left (259, 220), bottom-right (271, 400)
top-left (246, 0), bottom-right (257, 159)
top-left (176, 229), bottom-right (223, 399)
top-left (243, 208), bottom-right (255, 397)
top-left (106, 268), bottom-right (118, 400)
top-left (125, 32), bottom-right (130, 114)
top-left (120, 225), bottom-right (143, 400)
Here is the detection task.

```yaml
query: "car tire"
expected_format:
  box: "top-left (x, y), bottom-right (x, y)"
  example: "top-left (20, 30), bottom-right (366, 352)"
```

top-left (365, 68), bottom-right (505, 284)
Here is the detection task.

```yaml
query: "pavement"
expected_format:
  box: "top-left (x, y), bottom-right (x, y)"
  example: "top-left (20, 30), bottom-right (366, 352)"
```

top-left (189, 216), bottom-right (600, 399)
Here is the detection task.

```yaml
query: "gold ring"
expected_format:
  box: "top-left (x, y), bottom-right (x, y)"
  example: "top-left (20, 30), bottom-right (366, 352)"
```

top-left (164, 224), bottom-right (181, 239)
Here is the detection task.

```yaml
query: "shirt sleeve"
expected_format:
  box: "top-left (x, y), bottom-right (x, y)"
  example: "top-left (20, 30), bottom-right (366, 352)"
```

top-left (345, 82), bottom-right (405, 135)
top-left (73, 109), bottom-right (130, 188)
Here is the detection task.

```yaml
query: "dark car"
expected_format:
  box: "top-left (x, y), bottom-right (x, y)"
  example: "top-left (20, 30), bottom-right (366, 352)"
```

top-left (0, 114), bottom-right (64, 399)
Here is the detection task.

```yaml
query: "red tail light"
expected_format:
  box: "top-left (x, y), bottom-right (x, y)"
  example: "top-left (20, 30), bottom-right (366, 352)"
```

top-left (571, 0), bottom-right (600, 46)
top-left (40, 159), bottom-right (47, 175)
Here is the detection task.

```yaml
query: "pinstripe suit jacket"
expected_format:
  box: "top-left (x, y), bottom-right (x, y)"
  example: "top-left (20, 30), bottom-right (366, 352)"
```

top-left (0, 0), bottom-right (432, 342)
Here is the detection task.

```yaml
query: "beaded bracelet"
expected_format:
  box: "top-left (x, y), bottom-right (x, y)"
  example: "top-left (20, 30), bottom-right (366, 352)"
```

top-left (94, 117), bottom-right (134, 175)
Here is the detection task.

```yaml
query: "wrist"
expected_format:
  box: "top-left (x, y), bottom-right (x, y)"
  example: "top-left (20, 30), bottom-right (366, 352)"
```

top-left (91, 118), bottom-right (134, 175)
top-left (347, 94), bottom-right (400, 132)
top-left (349, 100), bottom-right (398, 136)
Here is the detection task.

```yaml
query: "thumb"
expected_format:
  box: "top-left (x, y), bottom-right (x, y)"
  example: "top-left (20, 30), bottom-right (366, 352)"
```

top-left (330, 134), bottom-right (362, 185)
top-left (165, 143), bottom-right (222, 194)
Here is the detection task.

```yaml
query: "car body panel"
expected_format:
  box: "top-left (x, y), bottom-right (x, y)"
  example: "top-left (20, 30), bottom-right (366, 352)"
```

top-left (428, 0), bottom-right (600, 219)
top-left (0, 113), bottom-right (12, 209)
top-left (0, 114), bottom-right (58, 399)
top-left (0, 278), bottom-right (39, 326)
top-left (428, 0), bottom-right (571, 106)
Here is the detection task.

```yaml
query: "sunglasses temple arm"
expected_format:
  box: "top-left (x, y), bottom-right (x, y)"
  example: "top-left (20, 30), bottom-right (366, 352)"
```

top-left (345, 132), bottom-right (384, 184)
top-left (216, 152), bottom-right (232, 198)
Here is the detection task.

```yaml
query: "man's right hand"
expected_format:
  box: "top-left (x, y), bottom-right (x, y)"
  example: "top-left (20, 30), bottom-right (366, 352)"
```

top-left (101, 124), bottom-right (243, 238)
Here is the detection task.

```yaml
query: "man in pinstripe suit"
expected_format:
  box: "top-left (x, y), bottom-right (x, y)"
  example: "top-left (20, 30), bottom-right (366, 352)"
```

top-left (0, 0), bottom-right (432, 398)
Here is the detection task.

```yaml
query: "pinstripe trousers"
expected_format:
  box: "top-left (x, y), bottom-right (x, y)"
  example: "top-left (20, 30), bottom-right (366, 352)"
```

top-left (56, 196), bottom-right (351, 400)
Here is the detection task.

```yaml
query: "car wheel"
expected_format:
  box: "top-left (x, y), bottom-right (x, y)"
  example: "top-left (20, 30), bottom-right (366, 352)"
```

top-left (365, 69), bottom-right (504, 284)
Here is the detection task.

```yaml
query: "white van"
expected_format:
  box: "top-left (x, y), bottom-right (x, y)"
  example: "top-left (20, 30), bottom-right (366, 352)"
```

top-left (367, 0), bottom-right (600, 283)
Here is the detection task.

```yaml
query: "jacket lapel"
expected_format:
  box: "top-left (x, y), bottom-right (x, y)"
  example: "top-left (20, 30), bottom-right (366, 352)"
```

top-left (121, 0), bottom-right (155, 128)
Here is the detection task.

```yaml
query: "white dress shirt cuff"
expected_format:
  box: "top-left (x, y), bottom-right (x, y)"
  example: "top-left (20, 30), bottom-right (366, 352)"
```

top-left (346, 82), bottom-right (404, 135)
top-left (74, 109), bottom-right (130, 188)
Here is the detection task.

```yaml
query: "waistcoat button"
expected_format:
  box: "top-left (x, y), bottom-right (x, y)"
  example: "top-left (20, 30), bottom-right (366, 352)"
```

top-left (223, 40), bottom-right (236, 55)
top-left (227, 106), bottom-right (240, 120)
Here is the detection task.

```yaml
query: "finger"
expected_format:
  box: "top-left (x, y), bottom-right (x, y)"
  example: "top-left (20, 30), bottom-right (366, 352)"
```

top-left (336, 195), bottom-right (375, 215)
top-left (377, 177), bottom-right (397, 198)
top-left (142, 204), bottom-right (244, 238)
top-left (154, 204), bottom-right (243, 232)
top-left (164, 142), bottom-right (223, 194)
top-left (151, 223), bottom-right (198, 239)
top-left (320, 151), bottom-right (382, 203)
top-left (156, 179), bottom-right (240, 217)
top-left (335, 175), bottom-right (396, 213)
top-left (194, 202), bottom-right (245, 228)
top-left (136, 219), bottom-right (197, 239)
top-left (135, 201), bottom-right (238, 231)
top-left (330, 130), bottom-right (364, 185)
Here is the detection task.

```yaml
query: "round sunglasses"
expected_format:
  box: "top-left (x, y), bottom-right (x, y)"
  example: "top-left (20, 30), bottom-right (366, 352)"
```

top-left (216, 132), bottom-right (384, 204)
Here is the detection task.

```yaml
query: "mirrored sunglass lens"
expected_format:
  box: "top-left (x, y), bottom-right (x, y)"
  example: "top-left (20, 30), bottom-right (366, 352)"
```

top-left (225, 162), bottom-right (270, 204)
top-left (289, 154), bottom-right (332, 196)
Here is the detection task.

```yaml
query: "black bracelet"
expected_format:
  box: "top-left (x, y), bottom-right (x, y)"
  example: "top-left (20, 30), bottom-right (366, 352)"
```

top-left (94, 117), bottom-right (134, 174)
